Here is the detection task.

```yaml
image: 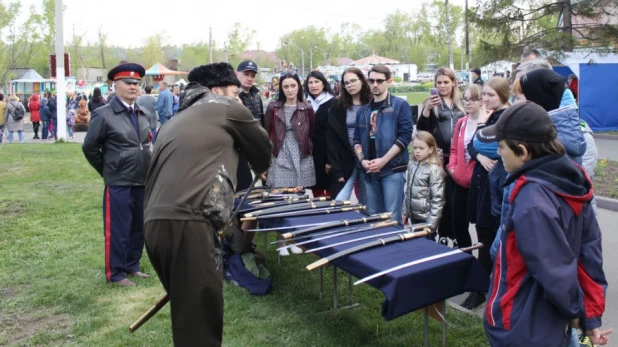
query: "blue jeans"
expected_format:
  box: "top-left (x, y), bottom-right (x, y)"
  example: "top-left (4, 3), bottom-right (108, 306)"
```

top-left (335, 166), bottom-right (359, 201)
top-left (362, 171), bottom-right (405, 225)
top-left (67, 125), bottom-right (73, 138)
top-left (159, 114), bottom-right (169, 126)
top-left (41, 121), bottom-right (48, 139)
top-left (8, 130), bottom-right (23, 142)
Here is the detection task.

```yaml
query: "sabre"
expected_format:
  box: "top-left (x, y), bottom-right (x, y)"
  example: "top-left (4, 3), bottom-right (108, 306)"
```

top-left (280, 212), bottom-right (393, 239)
top-left (353, 243), bottom-right (484, 285)
top-left (276, 220), bottom-right (397, 251)
top-left (242, 201), bottom-right (350, 218)
top-left (305, 224), bottom-right (432, 271)
top-left (240, 204), bottom-right (364, 222)
top-left (249, 221), bottom-right (334, 233)
top-left (242, 197), bottom-right (328, 212)
top-left (270, 219), bottom-right (393, 244)
top-left (129, 175), bottom-right (261, 333)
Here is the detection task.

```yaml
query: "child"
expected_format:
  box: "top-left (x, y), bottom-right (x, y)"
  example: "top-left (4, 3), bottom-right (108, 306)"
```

top-left (477, 102), bottom-right (610, 346)
top-left (402, 131), bottom-right (445, 233)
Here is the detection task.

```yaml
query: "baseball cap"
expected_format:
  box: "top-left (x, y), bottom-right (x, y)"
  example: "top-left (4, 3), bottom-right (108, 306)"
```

top-left (471, 68), bottom-right (481, 76)
top-left (237, 60), bottom-right (258, 73)
top-left (476, 102), bottom-right (556, 143)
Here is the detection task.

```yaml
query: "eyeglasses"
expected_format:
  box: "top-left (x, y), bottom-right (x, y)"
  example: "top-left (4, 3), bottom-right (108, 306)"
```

top-left (463, 98), bottom-right (480, 103)
top-left (367, 79), bottom-right (386, 85)
top-left (343, 78), bottom-right (359, 87)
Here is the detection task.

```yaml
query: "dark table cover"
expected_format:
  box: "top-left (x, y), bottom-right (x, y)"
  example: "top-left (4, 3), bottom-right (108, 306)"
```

top-left (241, 206), bottom-right (489, 320)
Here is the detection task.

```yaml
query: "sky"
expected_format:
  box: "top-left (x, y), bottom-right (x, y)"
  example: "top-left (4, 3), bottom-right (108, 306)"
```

top-left (16, 0), bottom-right (474, 51)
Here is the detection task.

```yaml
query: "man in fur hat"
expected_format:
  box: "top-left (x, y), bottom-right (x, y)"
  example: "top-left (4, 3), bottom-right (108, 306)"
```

top-left (143, 62), bottom-right (272, 346)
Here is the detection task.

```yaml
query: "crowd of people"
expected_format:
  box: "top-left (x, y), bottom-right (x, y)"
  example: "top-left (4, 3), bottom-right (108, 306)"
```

top-left (29, 49), bottom-right (606, 346)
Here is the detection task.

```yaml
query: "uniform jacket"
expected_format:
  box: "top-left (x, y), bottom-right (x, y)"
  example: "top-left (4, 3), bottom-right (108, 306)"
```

top-left (264, 100), bottom-right (315, 159)
top-left (403, 156), bottom-right (444, 230)
top-left (484, 154), bottom-right (606, 346)
top-left (353, 93), bottom-right (413, 177)
top-left (446, 115), bottom-right (476, 188)
top-left (82, 96), bottom-right (153, 186)
top-left (238, 86), bottom-right (264, 126)
top-left (144, 83), bottom-right (272, 228)
top-left (28, 95), bottom-right (41, 122)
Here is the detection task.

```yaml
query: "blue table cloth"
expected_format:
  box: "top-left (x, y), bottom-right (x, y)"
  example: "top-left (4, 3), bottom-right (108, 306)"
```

top-left (257, 211), bottom-right (490, 321)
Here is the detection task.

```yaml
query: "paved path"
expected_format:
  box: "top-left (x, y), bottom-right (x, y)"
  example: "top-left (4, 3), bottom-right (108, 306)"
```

top-left (596, 138), bottom-right (618, 161)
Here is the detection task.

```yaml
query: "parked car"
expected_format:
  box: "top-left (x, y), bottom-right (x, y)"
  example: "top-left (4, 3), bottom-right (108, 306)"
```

top-left (415, 73), bottom-right (434, 83)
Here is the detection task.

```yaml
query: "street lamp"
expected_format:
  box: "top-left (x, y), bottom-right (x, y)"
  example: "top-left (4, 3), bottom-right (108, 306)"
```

top-left (285, 41), bottom-right (305, 76)
top-left (310, 45), bottom-right (327, 70)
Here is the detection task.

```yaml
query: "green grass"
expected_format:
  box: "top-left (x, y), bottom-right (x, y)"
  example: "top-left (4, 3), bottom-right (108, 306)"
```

top-left (596, 131), bottom-right (618, 136)
top-left (0, 143), bottom-right (489, 346)
top-left (393, 92), bottom-right (429, 106)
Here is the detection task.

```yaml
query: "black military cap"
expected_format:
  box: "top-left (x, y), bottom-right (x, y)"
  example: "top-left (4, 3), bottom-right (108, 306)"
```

top-left (107, 63), bottom-right (145, 84)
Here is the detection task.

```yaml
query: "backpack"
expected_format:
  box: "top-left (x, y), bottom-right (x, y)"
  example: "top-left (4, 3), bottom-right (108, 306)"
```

top-left (11, 103), bottom-right (25, 121)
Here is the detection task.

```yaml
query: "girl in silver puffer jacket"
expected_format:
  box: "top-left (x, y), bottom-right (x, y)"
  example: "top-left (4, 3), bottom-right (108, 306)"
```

top-left (402, 131), bottom-right (445, 231)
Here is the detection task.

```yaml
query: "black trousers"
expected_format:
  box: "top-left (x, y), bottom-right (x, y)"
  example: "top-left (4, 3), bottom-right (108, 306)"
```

top-left (437, 157), bottom-right (454, 239)
top-left (476, 225), bottom-right (498, 277)
top-left (145, 219), bottom-right (223, 347)
top-left (32, 121), bottom-right (40, 138)
top-left (452, 184), bottom-right (472, 248)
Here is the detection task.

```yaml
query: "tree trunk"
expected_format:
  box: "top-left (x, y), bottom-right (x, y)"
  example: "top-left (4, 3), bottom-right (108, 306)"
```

top-left (562, 0), bottom-right (573, 51)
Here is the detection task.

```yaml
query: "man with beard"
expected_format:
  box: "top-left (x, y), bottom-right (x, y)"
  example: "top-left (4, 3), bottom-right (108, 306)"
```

top-left (143, 62), bottom-right (272, 346)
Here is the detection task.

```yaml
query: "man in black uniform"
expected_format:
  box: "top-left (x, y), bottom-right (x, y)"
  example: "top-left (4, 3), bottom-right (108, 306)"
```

top-left (82, 63), bottom-right (153, 287)
top-left (143, 62), bottom-right (272, 346)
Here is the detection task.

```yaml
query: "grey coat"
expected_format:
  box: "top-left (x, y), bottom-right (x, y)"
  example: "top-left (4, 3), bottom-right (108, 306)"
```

top-left (403, 157), bottom-right (445, 230)
top-left (137, 94), bottom-right (158, 129)
top-left (5, 101), bottom-right (25, 131)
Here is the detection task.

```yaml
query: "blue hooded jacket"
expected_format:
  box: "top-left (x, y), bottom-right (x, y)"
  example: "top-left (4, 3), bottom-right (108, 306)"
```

top-left (484, 154), bottom-right (606, 346)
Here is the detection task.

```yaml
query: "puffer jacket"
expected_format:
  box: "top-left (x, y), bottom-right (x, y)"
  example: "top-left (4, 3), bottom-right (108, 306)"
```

top-left (238, 86), bottom-right (264, 126)
top-left (580, 120), bottom-right (598, 179)
top-left (82, 96), bottom-right (153, 186)
top-left (263, 100), bottom-right (314, 158)
top-left (28, 94), bottom-right (41, 122)
top-left (402, 154), bottom-right (445, 230)
top-left (548, 105), bottom-right (586, 164)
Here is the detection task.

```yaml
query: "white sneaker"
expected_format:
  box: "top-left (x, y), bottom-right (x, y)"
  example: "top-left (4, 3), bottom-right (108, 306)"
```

top-left (278, 248), bottom-right (290, 257)
top-left (290, 245), bottom-right (303, 254)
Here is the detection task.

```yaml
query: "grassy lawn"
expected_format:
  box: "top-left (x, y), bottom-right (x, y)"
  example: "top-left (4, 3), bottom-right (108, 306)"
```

top-left (594, 159), bottom-right (618, 198)
top-left (0, 143), bottom-right (489, 346)
top-left (393, 92), bottom-right (429, 106)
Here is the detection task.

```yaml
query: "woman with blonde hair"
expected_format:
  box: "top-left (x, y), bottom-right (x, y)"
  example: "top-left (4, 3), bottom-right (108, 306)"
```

top-left (461, 77), bottom-right (510, 310)
top-left (417, 67), bottom-right (465, 246)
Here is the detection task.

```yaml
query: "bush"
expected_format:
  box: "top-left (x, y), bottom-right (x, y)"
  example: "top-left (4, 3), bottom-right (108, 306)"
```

top-left (393, 76), bottom-right (403, 83)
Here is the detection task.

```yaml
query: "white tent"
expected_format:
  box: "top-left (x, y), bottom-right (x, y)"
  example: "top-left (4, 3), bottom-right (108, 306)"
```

top-left (549, 51), bottom-right (618, 78)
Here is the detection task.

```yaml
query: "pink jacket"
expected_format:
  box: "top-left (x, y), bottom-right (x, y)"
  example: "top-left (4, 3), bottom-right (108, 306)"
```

top-left (446, 115), bottom-right (476, 188)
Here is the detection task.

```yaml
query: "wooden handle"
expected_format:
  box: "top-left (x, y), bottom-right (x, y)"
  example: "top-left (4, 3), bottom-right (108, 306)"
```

top-left (282, 232), bottom-right (292, 239)
top-left (374, 220), bottom-right (398, 228)
top-left (306, 258), bottom-right (328, 271)
top-left (460, 243), bottom-right (484, 252)
top-left (129, 294), bottom-right (169, 333)
top-left (239, 216), bottom-right (256, 222)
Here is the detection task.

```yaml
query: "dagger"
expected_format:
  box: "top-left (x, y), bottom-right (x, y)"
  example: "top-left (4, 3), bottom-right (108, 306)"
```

top-left (248, 194), bottom-right (309, 205)
top-left (276, 221), bottom-right (397, 251)
top-left (242, 197), bottom-right (329, 212)
top-left (281, 213), bottom-right (393, 240)
top-left (240, 205), bottom-right (365, 222)
top-left (305, 224), bottom-right (431, 271)
top-left (270, 219), bottom-right (393, 244)
top-left (353, 243), bottom-right (484, 285)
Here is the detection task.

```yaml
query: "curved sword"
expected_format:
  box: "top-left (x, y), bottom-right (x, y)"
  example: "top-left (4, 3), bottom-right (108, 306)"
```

top-left (353, 243), bottom-right (484, 285)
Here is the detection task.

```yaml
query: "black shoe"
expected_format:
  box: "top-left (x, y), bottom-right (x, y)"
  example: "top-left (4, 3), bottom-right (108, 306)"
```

top-left (438, 237), bottom-right (448, 246)
top-left (461, 292), bottom-right (486, 310)
top-left (452, 240), bottom-right (459, 249)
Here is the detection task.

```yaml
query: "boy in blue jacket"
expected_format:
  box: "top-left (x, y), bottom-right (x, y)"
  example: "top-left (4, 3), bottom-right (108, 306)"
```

top-left (477, 102), bottom-right (610, 346)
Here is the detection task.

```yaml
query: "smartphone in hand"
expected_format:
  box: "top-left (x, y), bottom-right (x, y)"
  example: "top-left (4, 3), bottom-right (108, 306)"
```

top-left (430, 88), bottom-right (439, 96)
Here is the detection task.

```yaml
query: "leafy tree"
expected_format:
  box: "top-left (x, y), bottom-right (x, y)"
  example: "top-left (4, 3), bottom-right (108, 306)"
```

top-left (470, 0), bottom-right (618, 64)
top-left (226, 22), bottom-right (256, 67)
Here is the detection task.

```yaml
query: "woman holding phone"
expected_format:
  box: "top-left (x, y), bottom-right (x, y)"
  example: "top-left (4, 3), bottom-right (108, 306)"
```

top-left (417, 67), bottom-right (465, 247)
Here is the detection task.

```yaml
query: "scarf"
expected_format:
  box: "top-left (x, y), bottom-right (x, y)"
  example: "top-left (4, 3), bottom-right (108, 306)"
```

top-left (307, 92), bottom-right (334, 112)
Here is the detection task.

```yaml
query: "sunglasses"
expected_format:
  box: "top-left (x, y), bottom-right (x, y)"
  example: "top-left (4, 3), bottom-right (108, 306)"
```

top-left (367, 78), bottom-right (386, 85)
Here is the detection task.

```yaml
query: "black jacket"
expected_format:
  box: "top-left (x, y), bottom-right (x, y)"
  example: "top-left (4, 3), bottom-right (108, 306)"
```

top-left (238, 86), bottom-right (264, 126)
top-left (82, 96), bottom-right (153, 186)
top-left (327, 102), bottom-right (356, 183)
top-left (311, 98), bottom-right (336, 190)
